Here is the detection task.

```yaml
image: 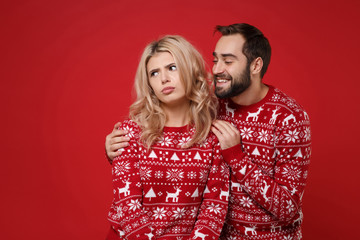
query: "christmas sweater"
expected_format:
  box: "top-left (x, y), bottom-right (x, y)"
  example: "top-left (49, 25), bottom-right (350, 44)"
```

top-left (218, 85), bottom-right (311, 240)
top-left (107, 120), bottom-right (229, 240)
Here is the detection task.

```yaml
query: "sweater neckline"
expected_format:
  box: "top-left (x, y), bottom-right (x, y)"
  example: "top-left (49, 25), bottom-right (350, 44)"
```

top-left (163, 124), bottom-right (190, 132)
top-left (228, 85), bottom-right (274, 111)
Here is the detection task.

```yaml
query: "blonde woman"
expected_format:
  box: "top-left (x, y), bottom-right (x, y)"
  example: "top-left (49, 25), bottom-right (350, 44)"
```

top-left (106, 36), bottom-right (229, 240)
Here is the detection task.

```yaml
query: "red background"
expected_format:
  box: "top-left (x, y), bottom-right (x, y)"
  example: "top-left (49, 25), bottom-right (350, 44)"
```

top-left (1, 0), bottom-right (359, 239)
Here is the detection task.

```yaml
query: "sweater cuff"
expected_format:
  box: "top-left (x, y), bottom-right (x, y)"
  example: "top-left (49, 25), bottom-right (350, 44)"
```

top-left (221, 144), bottom-right (246, 165)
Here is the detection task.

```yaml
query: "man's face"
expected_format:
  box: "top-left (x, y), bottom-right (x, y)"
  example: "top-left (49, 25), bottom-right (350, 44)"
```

top-left (212, 34), bottom-right (251, 99)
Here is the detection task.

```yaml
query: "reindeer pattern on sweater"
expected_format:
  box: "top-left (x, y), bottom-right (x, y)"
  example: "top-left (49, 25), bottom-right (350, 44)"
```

top-left (219, 86), bottom-right (311, 240)
top-left (108, 121), bottom-right (229, 240)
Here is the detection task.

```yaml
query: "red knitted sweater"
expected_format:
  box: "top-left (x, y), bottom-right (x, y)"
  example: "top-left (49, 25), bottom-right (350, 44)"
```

top-left (219, 86), bottom-right (311, 240)
top-left (107, 120), bottom-right (229, 240)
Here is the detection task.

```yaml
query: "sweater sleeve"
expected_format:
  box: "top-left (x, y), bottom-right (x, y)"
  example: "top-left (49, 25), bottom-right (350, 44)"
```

top-left (107, 121), bottom-right (154, 240)
top-left (221, 112), bottom-right (311, 222)
top-left (189, 140), bottom-right (230, 239)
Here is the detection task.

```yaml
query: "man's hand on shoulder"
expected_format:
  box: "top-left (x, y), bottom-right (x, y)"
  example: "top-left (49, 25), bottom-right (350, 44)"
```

top-left (211, 120), bottom-right (241, 150)
top-left (105, 122), bottom-right (131, 164)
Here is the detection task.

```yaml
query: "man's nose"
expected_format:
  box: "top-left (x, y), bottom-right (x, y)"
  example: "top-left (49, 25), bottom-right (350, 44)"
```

top-left (213, 62), bottom-right (224, 75)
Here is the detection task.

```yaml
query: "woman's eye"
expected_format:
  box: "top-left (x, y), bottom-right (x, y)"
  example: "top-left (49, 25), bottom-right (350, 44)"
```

top-left (169, 65), bottom-right (177, 71)
top-left (150, 71), bottom-right (159, 77)
top-left (213, 59), bottom-right (218, 63)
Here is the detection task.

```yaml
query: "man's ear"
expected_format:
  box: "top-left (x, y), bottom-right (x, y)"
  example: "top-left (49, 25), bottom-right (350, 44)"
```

top-left (250, 57), bottom-right (263, 75)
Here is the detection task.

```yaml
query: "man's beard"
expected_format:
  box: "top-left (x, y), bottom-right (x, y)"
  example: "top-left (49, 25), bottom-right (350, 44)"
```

top-left (214, 67), bottom-right (251, 99)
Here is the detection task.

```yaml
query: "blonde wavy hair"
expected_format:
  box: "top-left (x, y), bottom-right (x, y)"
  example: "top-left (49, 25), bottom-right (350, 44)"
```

top-left (129, 35), bottom-right (218, 148)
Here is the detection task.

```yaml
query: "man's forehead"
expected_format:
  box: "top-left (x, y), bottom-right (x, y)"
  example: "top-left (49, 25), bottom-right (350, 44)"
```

top-left (214, 34), bottom-right (245, 56)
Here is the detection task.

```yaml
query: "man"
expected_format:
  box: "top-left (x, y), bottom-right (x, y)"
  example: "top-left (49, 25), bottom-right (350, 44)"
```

top-left (105, 23), bottom-right (311, 239)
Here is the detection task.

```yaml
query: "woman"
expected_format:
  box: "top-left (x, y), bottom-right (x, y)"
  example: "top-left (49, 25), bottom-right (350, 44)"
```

top-left (107, 36), bottom-right (229, 240)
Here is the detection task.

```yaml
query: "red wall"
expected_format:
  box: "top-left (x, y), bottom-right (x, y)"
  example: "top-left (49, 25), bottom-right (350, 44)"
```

top-left (1, 0), bottom-right (359, 239)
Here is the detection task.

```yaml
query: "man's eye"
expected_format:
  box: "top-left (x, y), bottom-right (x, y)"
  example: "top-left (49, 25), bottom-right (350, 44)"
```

top-left (225, 61), bottom-right (232, 64)
top-left (169, 65), bottom-right (177, 71)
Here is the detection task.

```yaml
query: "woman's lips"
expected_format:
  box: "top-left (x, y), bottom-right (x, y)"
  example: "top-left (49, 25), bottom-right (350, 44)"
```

top-left (161, 86), bottom-right (175, 94)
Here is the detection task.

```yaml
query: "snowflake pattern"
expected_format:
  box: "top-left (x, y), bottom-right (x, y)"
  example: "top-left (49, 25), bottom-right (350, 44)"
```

top-left (173, 226), bottom-right (181, 233)
top-left (153, 207), bottom-right (167, 220)
top-left (160, 136), bottom-right (172, 146)
top-left (207, 203), bottom-right (222, 214)
top-left (198, 140), bottom-right (209, 148)
top-left (211, 165), bottom-right (218, 174)
top-left (116, 206), bottom-right (123, 218)
top-left (239, 196), bottom-right (253, 208)
top-left (244, 182), bottom-right (252, 192)
top-left (282, 166), bottom-right (301, 180)
top-left (156, 229), bottom-right (164, 236)
top-left (240, 127), bottom-right (254, 140)
top-left (155, 171), bottom-right (163, 178)
top-left (199, 169), bottom-right (209, 183)
top-left (140, 166), bottom-right (152, 181)
top-left (172, 207), bottom-right (186, 219)
top-left (122, 125), bottom-right (135, 138)
top-left (187, 171), bottom-right (196, 179)
top-left (190, 206), bottom-right (198, 218)
top-left (209, 221), bottom-right (217, 229)
top-left (304, 127), bottom-right (311, 141)
top-left (132, 222), bottom-right (139, 228)
top-left (286, 200), bottom-right (295, 213)
top-left (113, 161), bottom-right (131, 176)
top-left (220, 163), bottom-right (229, 178)
top-left (284, 129), bottom-right (300, 143)
top-left (128, 199), bottom-right (141, 212)
top-left (257, 129), bottom-right (269, 143)
top-left (178, 136), bottom-right (191, 146)
top-left (166, 169), bottom-right (184, 182)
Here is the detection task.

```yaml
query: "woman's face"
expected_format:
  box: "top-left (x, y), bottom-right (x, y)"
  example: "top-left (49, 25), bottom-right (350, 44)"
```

top-left (147, 51), bottom-right (187, 107)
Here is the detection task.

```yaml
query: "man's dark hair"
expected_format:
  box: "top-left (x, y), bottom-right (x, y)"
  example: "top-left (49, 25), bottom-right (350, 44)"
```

top-left (215, 23), bottom-right (271, 78)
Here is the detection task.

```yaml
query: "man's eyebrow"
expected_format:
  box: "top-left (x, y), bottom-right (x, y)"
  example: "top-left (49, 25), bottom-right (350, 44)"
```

top-left (212, 52), bottom-right (238, 59)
